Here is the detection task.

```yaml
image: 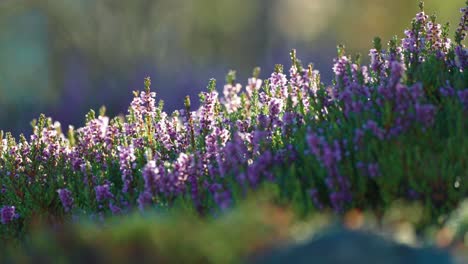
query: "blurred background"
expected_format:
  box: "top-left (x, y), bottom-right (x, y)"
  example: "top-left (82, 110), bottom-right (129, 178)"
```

top-left (0, 0), bottom-right (462, 135)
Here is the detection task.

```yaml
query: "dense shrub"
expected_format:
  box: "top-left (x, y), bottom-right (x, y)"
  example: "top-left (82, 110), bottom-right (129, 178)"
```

top-left (0, 1), bottom-right (467, 247)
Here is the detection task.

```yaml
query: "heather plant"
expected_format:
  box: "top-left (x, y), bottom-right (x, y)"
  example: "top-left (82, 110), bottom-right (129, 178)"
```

top-left (0, 1), bottom-right (467, 245)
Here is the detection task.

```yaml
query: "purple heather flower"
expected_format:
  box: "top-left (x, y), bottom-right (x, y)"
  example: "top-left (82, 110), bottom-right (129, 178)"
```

top-left (214, 190), bottom-right (232, 211)
top-left (57, 188), bottom-right (74, 212)
top-left (329, 191), bottom-right (346, 213)
top-left (356, 161), bottom-right (366, 172)
top-left (137, 191), bottom-right (153, 211)
top-left (458, 89), bottom-right (468, 110)
top-left (130, 95), bottom-right (144, 120)
top-left (208, 183), bottom-right (223, 193)
top-left (369, 49), bottom-right (383, 73)
top-left (268, 97), bottom-right (283, 118)
top-left (407, 189), bottom-right (420, 200)
top-left (336, 175), bottom-right (351, 191)
top-left (1, 206), bottom-right (17, 224)
top-left (402, 29), bottom-right (417, 53)
top-left (333, 56), bottom-right (352, 87)
top-left (247, 150), bottom-right (273, 188)
top-left (308, 189), bottom-right (324, 210)
top-left (257, 114), bottom-right (271, 130)
top-left (306, 130), bottom-right (323, 157)
top-left (325, 176), bottom-right (335, 189)
top-left (333, 56), bottom-right (349, 77)
top-left (455, 45), bottom-right (468, 69)
top-left (388, 61), bottom-right (405, 86)
top-left (363, 120), bottom-right (385, 140)
top-left (455, 7), bottom-right (468, 44)
top-left (367, 163), bottom-right (380, 178)
top-left (415, 103), bottom-right (436, 128)
top-left (353, 128), bottom-right (365, 150)
top-left (439, 86), bottom-right (455, 97)
top-left (95, 184), bottom-right (114, 203)
top-left (322, 144), bottom-right (337, 170)
top-left (282, 111), bottom-right (296, 128)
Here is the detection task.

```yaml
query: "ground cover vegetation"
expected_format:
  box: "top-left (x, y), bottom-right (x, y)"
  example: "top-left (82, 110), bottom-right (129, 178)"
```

top-left (0, 2), bottom-right (467, 263)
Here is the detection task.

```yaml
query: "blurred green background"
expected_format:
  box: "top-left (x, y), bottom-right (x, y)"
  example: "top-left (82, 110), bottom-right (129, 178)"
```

top-left (0, 0), bottom-right (462, 135)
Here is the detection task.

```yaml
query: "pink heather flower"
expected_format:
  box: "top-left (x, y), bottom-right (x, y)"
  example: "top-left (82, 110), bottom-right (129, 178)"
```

top-left (142, 160), bottom-right (161, 193)
top-left (269, 72), bottom-right (287, 90)
top-left (222, 83), bottom-right (242, 113)
top-left (246, 77), bottom-right (262, 98)
top-left (415, 12), bottom-right (428, 24)
top-left (118, 144), bottom-right (136, 193)
top-left (139, 90), bottom-right (157, 117)
top-left (199, 90), bottom-right (219, 133)
top-left (426, 22), bottom-right (443, 50)
top-left (130, 90), bottom-right (156, 120)
top-left (360, 65), bottom-right (370, 83)
top-left (130, 95), bottom-right (144, 120)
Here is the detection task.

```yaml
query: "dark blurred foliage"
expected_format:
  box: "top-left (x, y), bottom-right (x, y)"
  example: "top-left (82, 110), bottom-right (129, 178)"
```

top-left (0, 0), bottom-right (462, 135)
top-left (254, 229), bottom-right (453, 264)
top-left (2, 197), bottom-right (468, 263)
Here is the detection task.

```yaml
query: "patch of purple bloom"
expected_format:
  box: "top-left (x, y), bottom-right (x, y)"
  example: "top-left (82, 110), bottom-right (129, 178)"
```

top-left (1, 206), bottom-right (17, 225)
